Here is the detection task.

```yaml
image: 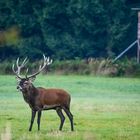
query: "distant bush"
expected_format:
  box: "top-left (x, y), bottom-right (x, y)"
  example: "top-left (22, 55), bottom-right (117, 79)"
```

top-left (51, 60), bottom-right (89, 75)
top-left (115, 58), bottom-right (140, 77)
top-left (0, 58), bottom-right (140, 77)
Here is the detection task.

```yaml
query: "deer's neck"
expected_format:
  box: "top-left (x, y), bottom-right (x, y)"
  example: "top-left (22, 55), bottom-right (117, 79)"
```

top-left (22, 85), bottom-right (38, 108)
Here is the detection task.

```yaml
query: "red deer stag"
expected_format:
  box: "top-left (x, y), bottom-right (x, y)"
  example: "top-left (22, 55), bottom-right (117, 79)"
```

top-left (12, 55), bottom-right (74, 131)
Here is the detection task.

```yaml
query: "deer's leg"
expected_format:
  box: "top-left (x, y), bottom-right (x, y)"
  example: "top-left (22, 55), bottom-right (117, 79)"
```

top-left (56, 107), bottom-right (65, 131)
top-left (63, 107), bottom-right (74, 131)
top-left (29, 110), bottom-right (36, 131)
top-left (37, 111), bottom-right (42, 131)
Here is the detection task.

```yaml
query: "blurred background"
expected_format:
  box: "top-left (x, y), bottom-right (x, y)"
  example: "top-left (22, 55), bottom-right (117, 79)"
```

top-left (0, 0), bottom-right (140, 76)
top-left (0, 1), bottom-right (140, 140)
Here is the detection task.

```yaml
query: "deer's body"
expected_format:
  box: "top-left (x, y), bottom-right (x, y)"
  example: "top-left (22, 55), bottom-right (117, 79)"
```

top-left (22, 86), bottom-right (71, 111)
top-left (13, 55), bottom-right (74, 131)
top-left (38, 88), bottom-right (71, 110)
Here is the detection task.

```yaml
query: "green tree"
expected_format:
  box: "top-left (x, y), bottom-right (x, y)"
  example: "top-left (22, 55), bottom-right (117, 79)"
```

top-left (0, 0), bottom-right (137, 60)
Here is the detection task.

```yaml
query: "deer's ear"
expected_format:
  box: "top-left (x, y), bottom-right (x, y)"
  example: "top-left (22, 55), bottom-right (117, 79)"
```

top-left (29, 76), bottom-right (36, 82)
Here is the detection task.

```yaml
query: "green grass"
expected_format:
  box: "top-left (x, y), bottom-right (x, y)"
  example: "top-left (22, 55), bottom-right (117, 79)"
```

top-left (0, 75), bottom-right (140, 140)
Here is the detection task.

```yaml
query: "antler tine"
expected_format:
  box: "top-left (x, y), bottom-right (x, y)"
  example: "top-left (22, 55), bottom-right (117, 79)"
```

top-left (39, 65), bottom-right (42, 70)
top-left (42, 54), bottom-right (52, 65)
top-left (12, 63), bottom-right (22, 79)
top-left (46, 57), bottom-right (53, 65)
top-left (43, 54), bottom-right (46, 61)
top-left (25, 68), bottom-right (29, 79)
top-left (12, 57), bottom-right (28, 79)
top-left (16, 57), bottom-right (20, 67)
top-left (12, 64), bottom-right (16, 74)
top-left (27, 54), bottom-right (52, 79)
top-left (16, 57), bottom-right (28, 68)
top-left (16, 58), bottom-right (21, 75)
top-left (21, 57), bottom-right (28, 68)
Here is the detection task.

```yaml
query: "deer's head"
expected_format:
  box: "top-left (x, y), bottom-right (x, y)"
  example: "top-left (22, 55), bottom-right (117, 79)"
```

top-left (12, 55), bottom-right (52, 92)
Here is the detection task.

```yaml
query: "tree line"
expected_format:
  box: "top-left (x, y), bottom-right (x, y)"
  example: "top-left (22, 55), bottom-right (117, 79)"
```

top-left (0, 0), bottom-right (138, 60)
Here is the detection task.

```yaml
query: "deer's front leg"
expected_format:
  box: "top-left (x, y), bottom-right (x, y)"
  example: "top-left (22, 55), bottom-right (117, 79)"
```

top-left (29, 110), bottom-right (36, 131)
top-left (37, 111), bottom-right (42, 131)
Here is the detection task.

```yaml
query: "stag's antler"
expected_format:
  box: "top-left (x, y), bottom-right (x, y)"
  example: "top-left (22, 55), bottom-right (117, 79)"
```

top-left (12, 57), bottom-right (28, 79)
top-left (12, 54), bottom-right (52, 79)
top-left (27, 54), bottom-right (52, 78)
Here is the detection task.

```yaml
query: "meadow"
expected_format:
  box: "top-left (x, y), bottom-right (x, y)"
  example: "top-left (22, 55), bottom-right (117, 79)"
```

top-left (0, 75), bottom-right (140, 140)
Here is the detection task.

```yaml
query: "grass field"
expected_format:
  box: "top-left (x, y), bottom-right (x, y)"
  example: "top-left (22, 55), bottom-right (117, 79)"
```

top-left (0, 75), bottom-right (140, 140)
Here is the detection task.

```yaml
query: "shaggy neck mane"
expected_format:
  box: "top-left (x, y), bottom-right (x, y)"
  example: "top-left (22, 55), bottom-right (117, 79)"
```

top-left (22, 84), bottom-right (38, 105)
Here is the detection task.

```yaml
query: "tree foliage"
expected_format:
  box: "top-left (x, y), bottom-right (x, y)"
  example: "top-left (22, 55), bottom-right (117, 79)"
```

top-left (0, 0), bottom-right (137, 60)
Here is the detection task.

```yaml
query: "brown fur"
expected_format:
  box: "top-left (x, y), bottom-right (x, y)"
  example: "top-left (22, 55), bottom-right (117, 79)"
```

top-left (37, 88), bottom-right (70, 108)
top-left (17, 80), bottom-right (74, 131)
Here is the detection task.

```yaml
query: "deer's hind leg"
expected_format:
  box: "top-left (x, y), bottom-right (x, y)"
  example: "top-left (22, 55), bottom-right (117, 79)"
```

top-left (56, 107), bottom-right (65, 131)
top-left (63, 107), bottom-right (74, 131)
